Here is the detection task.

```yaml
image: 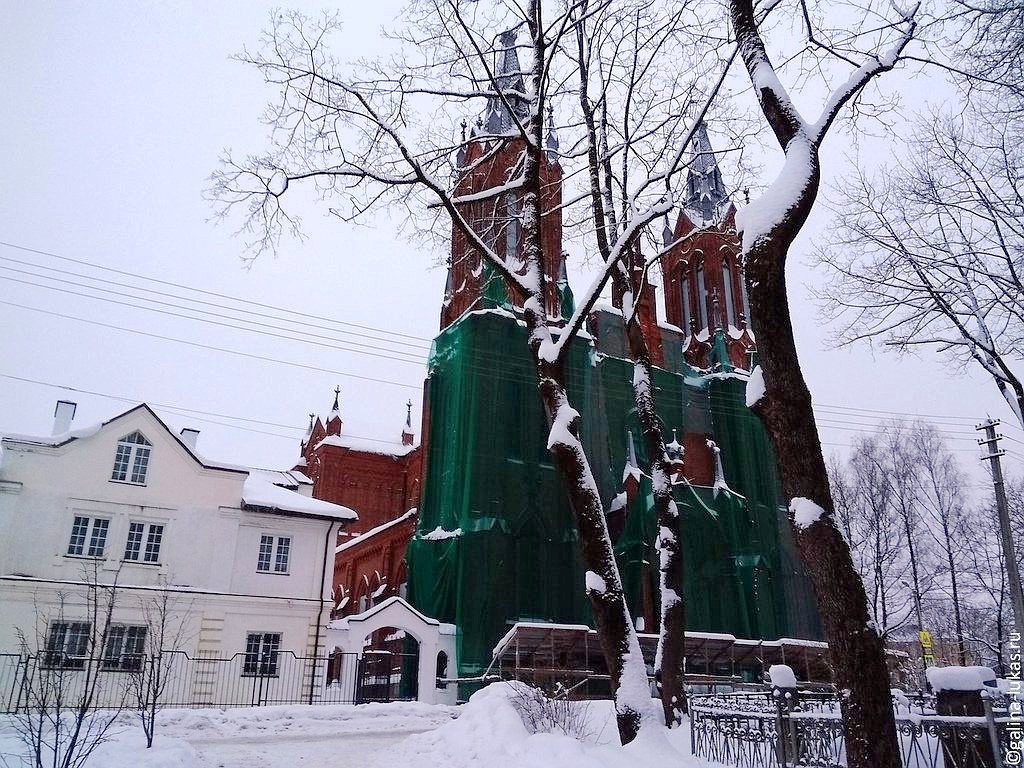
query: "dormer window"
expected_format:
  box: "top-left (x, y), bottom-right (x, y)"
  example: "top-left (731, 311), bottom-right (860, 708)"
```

top-left (111, 432), bottom-right (152, 484)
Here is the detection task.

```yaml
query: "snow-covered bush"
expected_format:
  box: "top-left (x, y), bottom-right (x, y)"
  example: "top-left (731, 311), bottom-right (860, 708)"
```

top-left (505, 681), bottom-right (592, 741)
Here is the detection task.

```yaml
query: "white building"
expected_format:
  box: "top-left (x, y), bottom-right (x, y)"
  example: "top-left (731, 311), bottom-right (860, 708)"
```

top-left (0, 401), bottom-right (356, 704)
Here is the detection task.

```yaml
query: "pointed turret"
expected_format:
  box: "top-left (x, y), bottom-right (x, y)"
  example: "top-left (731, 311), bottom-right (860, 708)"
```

top-left (545, 104), bottom-right (559, 160)
top-left (684, 121), bottom-right (729, 225)
top-left (401, 399), bottom-right (415, 447)
top-left (482, 29), bottom-right (529, 136)
top-left (326, 386), bottom-right (343, 437)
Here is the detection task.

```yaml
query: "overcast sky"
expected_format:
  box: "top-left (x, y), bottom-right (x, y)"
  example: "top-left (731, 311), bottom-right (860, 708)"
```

top-left (0, 1), bottom-right (1012, 495)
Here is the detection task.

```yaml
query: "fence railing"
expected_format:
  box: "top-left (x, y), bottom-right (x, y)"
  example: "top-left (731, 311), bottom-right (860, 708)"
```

top-left (690, 689), bottom-right (1018, 768)
top-left (0, 649), bottom-right (365, 714)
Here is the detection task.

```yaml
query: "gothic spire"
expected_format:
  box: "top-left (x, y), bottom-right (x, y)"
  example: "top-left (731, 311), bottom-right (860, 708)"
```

top-left (326, 386), bottom-right (343, 436)
top-left (482, 29), bottom-right (530, 135)
top-left (684, 121), bottom-right (729, 225)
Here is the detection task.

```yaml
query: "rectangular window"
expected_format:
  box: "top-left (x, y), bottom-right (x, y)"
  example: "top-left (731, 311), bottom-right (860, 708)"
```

top-left (44, 621), bottom-right (91, 668)
top-left (111, 444), bottom-right (132, 482)
top-left (102, 625), bottom-right (147, 671)
top-left (144, 525), bottom-right (163, 563)
top-left (257, 535), bottom-right (274, 572)
top-left (257, 535), bottom-right (291, 574)
top-left (87, 519), bottom-right (109, 557)
top-left (124, 522), bottom-right (164, 563)
top-left (273, 537), bottom-right (290, 573)
top-left (130, 446), bottom-right (151, 484)
top-left (67, 516), bottom-right (109, 558)
top-left (242, 632), bottom-right (281, 676)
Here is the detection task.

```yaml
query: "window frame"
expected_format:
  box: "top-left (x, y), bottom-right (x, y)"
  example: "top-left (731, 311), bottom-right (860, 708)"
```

top-left (256, 534), bottom-right (292, 575)
top-left (43, 621), bottom-right (91, 669)
top-left (66, 515), bottom-right (110, 559)
top-left (123, 521), bottom-right (165, 564)
top-left (242, 632), bottom-right (282, 677)
top-left (110, 432), bottom-right (152, 485)
top-left (102, 624), bottom-right (148, 672)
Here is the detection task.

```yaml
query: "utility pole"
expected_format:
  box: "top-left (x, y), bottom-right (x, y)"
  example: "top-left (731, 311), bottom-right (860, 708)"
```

top-left (977, 418), bottom-right (1024, 644)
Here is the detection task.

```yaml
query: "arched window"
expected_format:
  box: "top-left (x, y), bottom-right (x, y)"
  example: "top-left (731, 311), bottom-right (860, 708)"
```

top-left (696, 263), bottom-right (708, 329)
top-left (504, 194), bottom-right (521, 268)
top-left (722, 260), bottom-right (736, 327)
top-left (111, 432), bottom-right (152, 484)
top-left (680, 273), bottom-right (691, 332)
top-left (436, 651), bottom-right (449, 689)
top-left (739, 261), bottom-right (751, 324)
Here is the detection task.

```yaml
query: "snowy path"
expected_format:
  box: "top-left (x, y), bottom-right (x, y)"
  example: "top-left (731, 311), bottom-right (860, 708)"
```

top-left (189, 728), bottom-right (431, 768)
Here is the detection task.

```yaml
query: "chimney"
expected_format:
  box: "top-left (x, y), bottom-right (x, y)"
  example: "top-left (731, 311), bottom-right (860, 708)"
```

top-left (52, 400), bottom-right (77, 436)
top-left (180, 428), bottom-right (200, 451)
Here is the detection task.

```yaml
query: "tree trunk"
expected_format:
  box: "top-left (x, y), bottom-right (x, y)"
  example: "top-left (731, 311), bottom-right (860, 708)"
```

top-left (518, 5), bottom-right (646, 742)
top-left (746, 235), bottom-right (901, 768)
top-left (614, 267), bottom-right (688, 725)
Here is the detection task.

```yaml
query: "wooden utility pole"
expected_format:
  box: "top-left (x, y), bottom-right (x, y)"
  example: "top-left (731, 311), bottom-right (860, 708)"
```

top-left (977, 418), bottom-right (1024, 644)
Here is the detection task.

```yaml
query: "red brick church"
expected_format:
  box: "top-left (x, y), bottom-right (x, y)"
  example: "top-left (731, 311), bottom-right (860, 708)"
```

top-left (293, 111), bottom-right (757, 625)
top-left (292, 388), bottom-right (421, 618)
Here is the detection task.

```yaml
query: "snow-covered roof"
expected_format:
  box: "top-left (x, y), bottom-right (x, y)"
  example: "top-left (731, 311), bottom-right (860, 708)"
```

top-left (1, 403), bottom-right (246, 474)
top-left (336, 508), bottom-right (417, 553)
top-left (316, 434), bottom-right (417, 457)
top-left (247, 467), bottom-right (313, 490)
top-left (242, 476), bottom-right (356, 521)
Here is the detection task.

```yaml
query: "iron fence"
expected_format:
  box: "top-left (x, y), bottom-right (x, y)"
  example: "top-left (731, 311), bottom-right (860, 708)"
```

top-left (690, 689), bottom-right (1018, 768)
top-left (0, 649), bottom-right (364, 714)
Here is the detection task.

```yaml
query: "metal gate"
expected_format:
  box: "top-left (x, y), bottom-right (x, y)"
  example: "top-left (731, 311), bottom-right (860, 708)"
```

top-left (355, 650), bottom-right (419, 704)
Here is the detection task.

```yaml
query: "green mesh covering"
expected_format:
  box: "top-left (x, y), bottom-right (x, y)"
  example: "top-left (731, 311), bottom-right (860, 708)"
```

top-left (406, 309), bottom-right (821, 684)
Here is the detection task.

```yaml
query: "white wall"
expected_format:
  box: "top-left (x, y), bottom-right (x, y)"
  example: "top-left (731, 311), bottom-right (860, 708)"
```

top-left (0, 406), bottom-right (337, 659)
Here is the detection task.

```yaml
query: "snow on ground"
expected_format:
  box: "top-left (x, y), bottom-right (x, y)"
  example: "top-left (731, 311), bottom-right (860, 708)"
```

top-left (0, 688), bottom-right (721, 768)
top-left (0, 702), bottom-right (456, 768)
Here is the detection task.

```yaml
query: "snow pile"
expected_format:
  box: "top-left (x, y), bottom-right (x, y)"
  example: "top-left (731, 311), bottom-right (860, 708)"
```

top-left (745, 366), bottom-right (765, 408)
top-left (790, 497), bottom-right (825, 529)
top-left (769, 664), bottom-right (798, 688)
top-left (392, 683), bottom-right (714, 768)
top-left (926, 666), bottom-right (986, 692)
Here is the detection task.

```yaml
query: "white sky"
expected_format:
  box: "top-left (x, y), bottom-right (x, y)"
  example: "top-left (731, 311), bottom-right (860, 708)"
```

top-left (0, 1), bottom-right (1012, 497)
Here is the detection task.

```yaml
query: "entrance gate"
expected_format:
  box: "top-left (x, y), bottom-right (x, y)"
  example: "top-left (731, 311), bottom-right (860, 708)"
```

top-left (355, 650), bottom-right (420, 703)
top-left (325, 596), bottom-right (458, 705)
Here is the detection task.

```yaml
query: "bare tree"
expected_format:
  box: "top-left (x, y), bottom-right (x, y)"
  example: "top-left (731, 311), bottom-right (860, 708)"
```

top-left (816, 115), bottom-right (1024, 428)
top-left (208, 2), bottom-right (725, 742)
top-left (12, 564), bottom-right (128, 768)
top-left (832, 434), bottom-right (918, 637)
top-left (728, 0), bottom-right (919, 764)
top-left (963, 503), bottom-right (1011, 673)
top-left (914, 424), bottom-right (971, 666)
top-left (128, 582), bottom-right (194, 749)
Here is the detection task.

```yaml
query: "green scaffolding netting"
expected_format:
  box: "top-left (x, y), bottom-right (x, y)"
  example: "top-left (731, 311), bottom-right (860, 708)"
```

top-left (406, 309), bottom-right (821, 684)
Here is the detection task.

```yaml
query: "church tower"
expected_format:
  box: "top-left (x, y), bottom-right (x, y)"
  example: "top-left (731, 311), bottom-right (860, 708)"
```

top-left (441, 30), bottom-right (570, 330)
top-left (661, 122), bottom-right (756, 371)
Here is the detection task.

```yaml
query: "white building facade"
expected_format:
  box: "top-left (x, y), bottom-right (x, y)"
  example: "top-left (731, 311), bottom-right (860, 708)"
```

top-left (0, 401), bottom-right (356, 706)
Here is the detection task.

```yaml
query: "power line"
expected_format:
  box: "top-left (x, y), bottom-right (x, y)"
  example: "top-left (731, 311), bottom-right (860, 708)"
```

top-left (0, 242), bottom-right (997, 439)
top-left (0, 373), bottom-right (413, 447)
top-left (1, 293), bottom-right (993, 448)
top-left (0, 255), bottom-right (432, 353)
top-left (0, 273), bottom-right (429, 367)
top-left (0, 240), bottom-right (433, 343)
top-left (0, 300), bottom-right (421, 392)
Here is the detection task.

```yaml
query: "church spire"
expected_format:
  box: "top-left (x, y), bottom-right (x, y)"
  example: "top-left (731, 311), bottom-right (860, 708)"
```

top-left (684, 121), bottom-right (729, 224)
top-left (401, 399), bottom-right (415, 446)
top-left (326, 386), bottom-right (343, 437)
top-left (482, 29), bottom-right (530, 135)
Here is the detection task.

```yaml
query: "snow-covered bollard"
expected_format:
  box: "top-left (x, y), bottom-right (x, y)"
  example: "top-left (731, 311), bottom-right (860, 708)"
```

top-left (768, 665), bottom-right (800, 764)
top-left (926, 666), bottom-right (1000, 768)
